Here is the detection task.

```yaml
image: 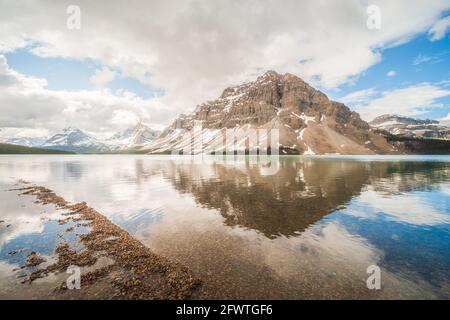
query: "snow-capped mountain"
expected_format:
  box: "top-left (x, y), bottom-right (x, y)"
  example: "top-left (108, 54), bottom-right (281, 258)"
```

top-left (37, 124), bottom-right (160, 153)
top-left (141, 71), bottom-right (396, 155)
top-left (42, 127), bottom-right (109, 153)
top-left (369, 114), bottom-right (450, 140)
top-left (105, 122), bottom-right (160, 150)
top-left (0, 128), bottom-right (48, 147)
top-left (2, 137), bottom-right (47, 148)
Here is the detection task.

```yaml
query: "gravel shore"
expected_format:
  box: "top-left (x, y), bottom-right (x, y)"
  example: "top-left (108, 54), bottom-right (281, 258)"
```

top-left (14, 183), bottom-right (201, 299)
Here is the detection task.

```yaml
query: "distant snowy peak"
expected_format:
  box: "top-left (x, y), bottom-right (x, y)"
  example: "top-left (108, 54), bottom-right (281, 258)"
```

top-left (42, 127), bottom-right (108, 153)
top-left (44, 127), bottom-right (95, 146)
top-left (130, 122), bottom-right (160, 145)
top-left (369, 114), bottom-right (450, 139)
top-left (3, 137), bottom-right (47, 148)
top-left (106, 122), bottom-right (160, 149)
top-left (370, 114), bottom-right (439, 127)
top-left (1, 123), bottom-right (160, 153)
top-left (0, 128), bottom-right (47, 147)
top-left (108, 127), bottom-right (134, 141)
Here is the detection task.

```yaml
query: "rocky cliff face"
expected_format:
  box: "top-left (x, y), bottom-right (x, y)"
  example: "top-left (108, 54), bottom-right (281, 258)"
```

top-left (144, 71), bottom-right (396, 155)
top-left (370, 114), bottom-right (450, 140)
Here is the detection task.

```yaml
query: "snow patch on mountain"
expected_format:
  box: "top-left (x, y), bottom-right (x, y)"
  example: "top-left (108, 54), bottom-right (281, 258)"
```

top-left (104, 122), bottom-right (160, 150)
top-left (141, 71), bottom-right (395, 155)
top-left (369, 114), bottom-right (450, 140)
top-left (41, 127), bottom-right (108, 153)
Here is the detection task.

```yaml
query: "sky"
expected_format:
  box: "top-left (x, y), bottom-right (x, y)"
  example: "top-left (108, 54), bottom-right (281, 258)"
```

top-left (0, 0), bottom-right (449, 139)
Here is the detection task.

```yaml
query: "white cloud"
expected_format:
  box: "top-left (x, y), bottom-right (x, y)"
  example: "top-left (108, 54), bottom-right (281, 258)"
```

top-left (110, 109), bottom-right (140, 127)
top-left (413, 54), bottom-right (433, 65)
top-left (339, 88), bottom-right (377, 104)
top-left (0, 55), bottom-right (47, 90)
top-left (0, 0), bottom-right (449, 134)
top-left (0, 55), bottom-right (168, 135)
top-left (428, 15), bottom-right (450, 41)
top-left (351, 189), bottom-right (450, 226)
top-left (0, 127), bottom-right (50, 139)
top-left (353, 83), bottom-right (450, 121)
top-left (387, 70), bottom-right (396, 77)
top-left (89, 66), bottom-right (118, 88)
top-left (413, 51), bottom-right (449, 66)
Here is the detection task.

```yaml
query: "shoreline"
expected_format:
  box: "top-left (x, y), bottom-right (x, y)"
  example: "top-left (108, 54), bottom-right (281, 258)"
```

top-left (10, 182), bottom-right (201, 299)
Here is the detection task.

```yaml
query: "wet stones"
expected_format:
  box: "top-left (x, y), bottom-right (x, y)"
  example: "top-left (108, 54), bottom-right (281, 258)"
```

top-left (26, 251), bottom-right (46, 267)
top-left (16, 182), bottom-right (201, 299)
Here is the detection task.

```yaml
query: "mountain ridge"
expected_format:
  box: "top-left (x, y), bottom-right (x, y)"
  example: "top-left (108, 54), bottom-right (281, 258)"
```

top-left (142, 70), bottom-right (396, 155)
top-left (369, 114), bottom-right (450, 140)
top-left (104, 122), bottom-right (160, 150)
top-left (41, 127), bottom-right (108, 153)
top-left (1, 71), bottom-right (448, 155)
top-left (1, 123), bottom-right (160, 153)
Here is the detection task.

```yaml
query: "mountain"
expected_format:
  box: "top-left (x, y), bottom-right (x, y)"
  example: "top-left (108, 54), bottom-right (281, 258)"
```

top-left (0, 124), bottom-right (160, 153)
top-left (41, 127), bottom-right (109, 153)
top-left (2, 137), bottom-right (47, 148)
top-left (141, 71), bottom-right (396, 155)
top-left (0, 128), bottom-right (48, 147)
top-left (105, 122), bottom-right (160, 150)
top-left (38, 124), bottom-right (160, 153)
top-left (369, 114), bottom-right (450, 140)
top-left (2, 72), bottom-right (445, 155)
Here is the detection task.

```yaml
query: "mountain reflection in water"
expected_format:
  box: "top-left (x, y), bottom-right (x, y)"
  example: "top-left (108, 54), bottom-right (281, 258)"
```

top-left (165, 157), bottom-right (450, 238)
top-left (0, 155), bottom-right (449, 299)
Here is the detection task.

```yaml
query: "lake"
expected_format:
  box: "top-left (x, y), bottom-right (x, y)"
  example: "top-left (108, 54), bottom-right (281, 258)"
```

top-left (1, 154), bottom-right (450, 299)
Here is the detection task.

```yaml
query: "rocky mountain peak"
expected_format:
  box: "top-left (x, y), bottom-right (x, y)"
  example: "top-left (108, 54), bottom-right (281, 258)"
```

top-left (256, 70), bottom-right (282, 82)
top-left (144, 70), bottom-right (396, 155)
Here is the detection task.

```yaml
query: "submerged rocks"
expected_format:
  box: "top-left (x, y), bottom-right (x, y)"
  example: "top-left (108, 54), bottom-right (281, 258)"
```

top-left (26, 251), bottom-right (46, 267)
top-left (17, 183), bottom-right (201, 299)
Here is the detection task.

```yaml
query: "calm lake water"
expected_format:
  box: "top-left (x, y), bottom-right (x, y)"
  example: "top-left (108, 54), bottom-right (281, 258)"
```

top-left (1, 155), bottom-right (450, 299)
